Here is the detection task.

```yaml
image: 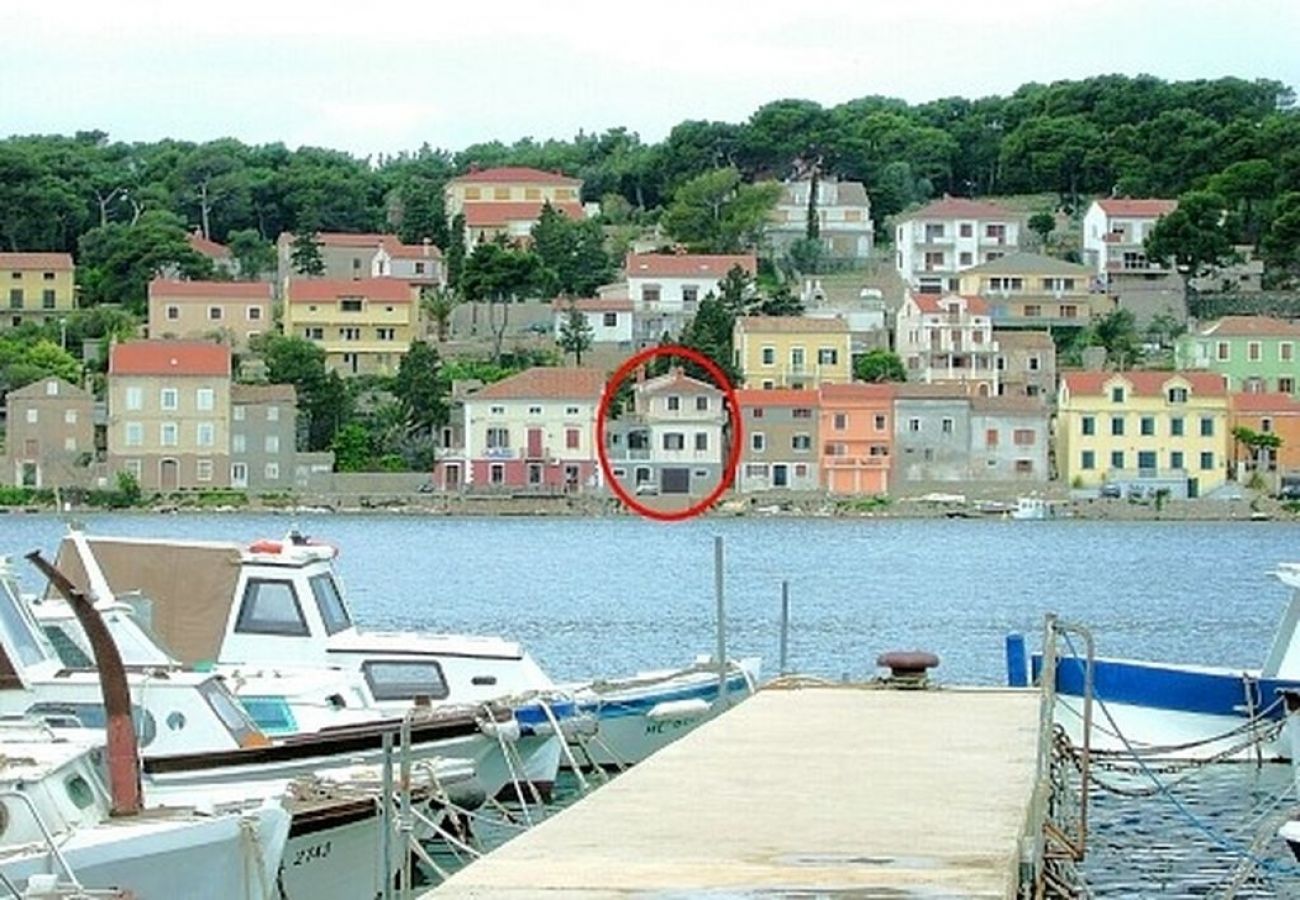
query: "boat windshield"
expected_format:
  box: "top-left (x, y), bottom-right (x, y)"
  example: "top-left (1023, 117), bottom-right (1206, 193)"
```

top-left (0, 576), bottom-right (54, 669)
top-left (197, 678), bottom-right (264, 747)
top-left (309, 573), bottom-right (352, 636)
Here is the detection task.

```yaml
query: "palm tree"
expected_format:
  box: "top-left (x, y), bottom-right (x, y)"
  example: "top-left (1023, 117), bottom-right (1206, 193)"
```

top-left (421, 286), bottom-right (459, 343)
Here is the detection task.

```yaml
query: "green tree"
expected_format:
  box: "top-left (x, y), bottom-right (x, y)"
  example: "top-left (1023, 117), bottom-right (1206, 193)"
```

top-left (76, 210), bottom-right (212, 312)
top-left (557, 303), bottom-right (594, 365)
top-left (0, 336), bottom-right (83, 394)
top-left (531, 203), bottom-right (614, 296)
top-left (677, 295), bottom-right (741, 385)
top-left (259, 334), bottom-right (351, 450)
top-left (853, 349), bottom-right (907, 383)
top-left (1262, 192), bottom-right (1300, 286)
top-left (460, 241), bottom-right (547, 362)
top-left (1208, 159), bottom-right (1276, 245)
top-left (716, 264), bottom-right (757, 316)
top-left (753, 281), bottom-right (805, 317)
top-left (661, 167), bottom-right (781, 253)
top-left (421, 286), bottom-right (459, 342)
top-left (290, 220), bottom-right (325, 276)
top-left (1145, 190), bottom-right (1234, 299)
top-left (805, 169), bottom-right (820, 240)
top-left (445, 213), bottom-right (467, 288)
top-left (786, 237), bottom-right (824, 276)
top-left (330, 423), bottom-right (372, 472)
top-left (392, 341), bottom-right (449, 439)
top-left (226, 228), bottom-right (275, 280)
top-left (1028, 211), bottom-right (1055, 250)
top-left (1232, 425), bottom-right (1283, 478)
top-left (1087, 309), bottom-right (1141, 369)
top-left (396, 176), bottom-right (448, 248)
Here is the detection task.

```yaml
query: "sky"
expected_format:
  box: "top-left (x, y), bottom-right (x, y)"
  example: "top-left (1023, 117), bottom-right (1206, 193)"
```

top-left (3, 0), bottom-right (1299, 159)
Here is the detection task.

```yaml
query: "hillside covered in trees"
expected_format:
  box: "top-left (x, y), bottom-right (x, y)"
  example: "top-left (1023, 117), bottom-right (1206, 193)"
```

top-left (2, 74), bottom-right (1297, 277)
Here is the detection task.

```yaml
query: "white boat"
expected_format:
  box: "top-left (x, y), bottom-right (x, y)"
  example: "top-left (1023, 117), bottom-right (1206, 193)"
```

top-left (562, 657), bottom-right (761, 770)
top-left (1006, 563), bottom-right (1300, 761)
top-left (1010, 496), bottom-right (1060, 520)
top-left (46, 531), bottom-right (573, 797)
top-left (0, 719), bottom-right (289, 900)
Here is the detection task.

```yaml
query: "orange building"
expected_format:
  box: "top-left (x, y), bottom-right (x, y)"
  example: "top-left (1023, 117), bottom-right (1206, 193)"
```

top-left (818, 383), bottom-right (895, 494)
top-left (1229, 392), bottom-right (1300, 476)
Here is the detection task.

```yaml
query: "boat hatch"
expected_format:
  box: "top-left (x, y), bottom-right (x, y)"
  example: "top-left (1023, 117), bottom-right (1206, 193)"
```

top-left (27, 701), bottom-right (158, 746)
top-left (361, 660), bottom-right (449, 702)
top-left (240, 696), bottom-right (300, 735)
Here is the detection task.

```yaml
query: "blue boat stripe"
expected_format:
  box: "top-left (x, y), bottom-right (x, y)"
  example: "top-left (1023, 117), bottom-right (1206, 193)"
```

top-left (577, 674), bottom-right (751, 720)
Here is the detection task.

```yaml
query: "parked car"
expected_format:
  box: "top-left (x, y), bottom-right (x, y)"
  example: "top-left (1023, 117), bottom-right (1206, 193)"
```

top-left (1280, 478), bottom-right (1300, 501)
top-left (1099, 482), bottom-right (1122, 499)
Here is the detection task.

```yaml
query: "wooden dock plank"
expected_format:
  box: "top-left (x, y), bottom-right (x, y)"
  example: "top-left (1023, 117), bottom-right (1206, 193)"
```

top-left (431, 686), bottom-right (1043, 898)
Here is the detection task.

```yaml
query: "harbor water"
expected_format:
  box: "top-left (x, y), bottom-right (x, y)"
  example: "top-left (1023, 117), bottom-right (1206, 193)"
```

top-left (2, 512), bottom-right (1298, 896)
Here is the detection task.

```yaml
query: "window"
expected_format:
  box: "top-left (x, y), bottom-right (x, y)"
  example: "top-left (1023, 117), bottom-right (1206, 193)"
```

top-left (266, 406), bottom-right (279, 422)
top-left (1110, 450), bottom-right (1124, 470)
top-left (526, 406), bottom-right (543, 416)
top-left (160, 423), bottom-right (178, 446)
top-left (751, 433), bottom-right (766, 452)
top-left (603, 312), bottom-right (617, 327)
top-left (869, 444), bottom-right (889, 457)
top-left (751, 408), bottom-right (764, 419)
top-left (694, 433), bottom-right (708, 451)
top-left (1248, 341), bottom-right (1261, 362)
top-left (265, 462), bottom-right (280, 480)
top-left (566, 428), bottom-right (580, 450)
top-left (1110, 386), bottom-right (1125, 403)
top-left (1023, 304), bottom-right (1042, 318)
top-left (1261, 417), bottom-right (1274, 434)
top-left (696, 396), bottom-right (709, 411)
top-left (959, 252), bottom-right (972, 266)
top-left (265, 435), bottom-right (280, 454)
top-left (1168, 387), bottom-right (1188, 404)
top-left (64, 409), bottom-right (77, 425)
top-left (959, 223), bottom-right (972, 238)
top-left (790, 347), bottom-right (805, 369)
top-left (340, 298), bottom-right (363, 313)
top-left (667, 396), bottom-right (680, 411)
top-left (208, 306), bottom-right (223, 320)
top-left (792, 408), bottom-right (812, 419)
top-left (833, 413), bottom-right (847, 431)
top-left (377, 327), bottom-right (396, 341)
top-left (1171, 451), bottom-right (1184, 470)
top-left (197, 422), bottom-right (215, 447)
top-left (125, 422), bottom-right (143, 447)
top-left (1137, 450), bottom-right (1157, 472)
top-left (166, 304), bottom-right (179, 320)
top-left (663, 433), bottom-right (685, 450)
top-left (1199, 417), bottom-right (1214, 437)
top-left (986, 428), bottom-right (999, 447)
top-left (908, 418), bottom-right (921, 433)
top-left (235, 579), bottom-right (309, 636)
top-left (340, 327), bottom-right (361, 340)
top-left (1281, 377), bottom-right (1296, 394)
top-left (1081, 416), bottom-right (1095, 436)
top-left (1200, 451), bottom-right (1214, 471)
top-left (232, 434), bottom-right (246, 453)
top-left (486, 428), bottom-right (509, 449)
top-left (792, 434), bottom-right (811, 451)
top-left (309, 574), bottom-right (352, 636)
top-left (642, 285), bottom-right (661, 304)
top-left (1027, 355), bottom-right (1041, 372)
top-left (125, 459), bottom-right (142, 479)
top-left (490, 406), bottom-right (505, 415)
top-left (9, 289), bottom-right (22, 308)
top-left (760, 346), bottom-right (776, 366)
top-left (681, 286), bottom-right (699, 305)
top-left (746, 463), bottom-right (769, 478)
top-left (1013, 429), bottom-right (1035, 446)
top-left (1110, 416), bottom-right (1125, 437)
top-left (64, 436), bottom-right (76, 452)
top-left (1170, 417), bottom-right (1184, 437)
top-left (24, 408), bottom-right (37, 424)
top-left (125, 387), bottom-right (143, 411)
top-left (1140, 417), bottom-right (1155, 436)
top-left (197, 388), bottom-right (214, 411)
top-left (248, 307), bottom-right (263, 321)
top-left (161, 388), bottom-right (178, 411)
top-left (1282, 343), bottom-right (1294, 363)
top-left (305, 327), bottom-right (324, 340)
top-left (941, 418), bottom-right (954, 434)
top-left (362, 661), bottom-right (448, 702)
top-left (489, 464), bottom-right (504, 485)
top-left (818, 348), bottom-right (838, 365)
top-left (196, 459), bottom-right (213, 482)
top-left (1216, 342), bottom-right (1230, 361)
top-left (1061, 305), bottom-right (1078, 318)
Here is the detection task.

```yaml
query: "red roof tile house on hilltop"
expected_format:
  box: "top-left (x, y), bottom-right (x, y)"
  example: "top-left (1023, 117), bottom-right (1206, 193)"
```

top-left (436, 367), bottom-right (607, 493)
top-left (444, 166), bottom-right (585, 248)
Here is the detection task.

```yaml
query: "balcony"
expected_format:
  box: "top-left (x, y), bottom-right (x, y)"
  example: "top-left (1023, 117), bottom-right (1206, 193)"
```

top-left (483, 447), bottom-right (516, 460)
top-left (824, 454), bottom-right (889, 469)
top-left (606, 447), bottom-right (652, 461)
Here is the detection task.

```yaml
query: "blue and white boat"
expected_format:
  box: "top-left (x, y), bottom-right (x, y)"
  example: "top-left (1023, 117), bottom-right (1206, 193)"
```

top-left (1006, 562), bottom-right (1300, 761)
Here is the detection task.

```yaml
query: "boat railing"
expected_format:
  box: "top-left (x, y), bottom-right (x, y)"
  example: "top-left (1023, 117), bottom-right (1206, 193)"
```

top-left (0, 788), bottom-right (104, 896)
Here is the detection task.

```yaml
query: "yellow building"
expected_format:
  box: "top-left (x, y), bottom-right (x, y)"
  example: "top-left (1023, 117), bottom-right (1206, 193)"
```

top-left (444, 167), bottom-right (584, 247)
top-left (1057, 371), bottom-right (1229, 498)
top-left (733, 316), bottom-right (852, 389)
top-left (106, 341), bottom-right (232, 490)
top-left (956, 251), bottom-right (1112, 328)
top-left (0, 252), bottom-right (76, 328)
top-left (284, 277), bottom-right (418, 376)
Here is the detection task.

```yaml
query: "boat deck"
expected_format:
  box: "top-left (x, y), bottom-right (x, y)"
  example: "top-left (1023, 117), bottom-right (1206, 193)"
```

top-left (428, 684), bottom-right (1045, 898)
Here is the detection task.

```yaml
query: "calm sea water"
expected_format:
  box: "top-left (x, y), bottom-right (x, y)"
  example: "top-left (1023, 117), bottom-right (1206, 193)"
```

top-left (3, 511), bottom-right (1299, 896)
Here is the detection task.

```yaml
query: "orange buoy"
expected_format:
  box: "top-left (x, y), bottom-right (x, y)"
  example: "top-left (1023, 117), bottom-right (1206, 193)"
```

top-left (248, 539), bottom-right (283, 554)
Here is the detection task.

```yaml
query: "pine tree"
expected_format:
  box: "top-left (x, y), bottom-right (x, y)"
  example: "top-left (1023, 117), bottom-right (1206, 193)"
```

top-left (558, 302), bottom-right (594, 365)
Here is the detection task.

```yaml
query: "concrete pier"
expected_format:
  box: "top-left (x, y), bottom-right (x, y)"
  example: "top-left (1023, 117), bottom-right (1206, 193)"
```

top-left (430, 685), bottom-right (1046, 898)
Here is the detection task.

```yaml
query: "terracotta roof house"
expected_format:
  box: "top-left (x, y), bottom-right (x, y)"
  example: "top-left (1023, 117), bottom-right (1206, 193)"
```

top-left (1175, 316), bottom-right (1300, 397)
top-left (445, 167), bottom-right (586, 249)
top-left (148, 279), bottom-right (272, 350)
top-left (283, 278), bottom-right (419, 376)
top-left (0, 252), bottom-right (76, 329)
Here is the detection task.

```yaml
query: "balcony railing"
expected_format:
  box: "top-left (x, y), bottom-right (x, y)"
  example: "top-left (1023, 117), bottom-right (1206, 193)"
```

top-left (824, 455), bottom-right (889, 469)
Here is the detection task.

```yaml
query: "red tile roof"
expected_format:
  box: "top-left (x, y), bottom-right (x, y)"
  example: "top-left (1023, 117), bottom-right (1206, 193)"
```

top-left (736, 316), bottom-right (847, 334)
top-left (626, 253), bottom-right (757, 279)
top-left (449, 166), bottom-right (582, 186)
top-left (149, 279), bottom-right (272, 300)
top-left (471, 367), bottom-right (606, 401)
top-left (1230, 392), bottom-right (1300, 414)
top-left (381, 237), bottom-right (442, 260)
top-left (899, 196), bottom-right (1016, 221)
top-left (316, 232), bottom-right (391, 248)
top-left (286, 278), bottom-right (415, 304)
top-left (735, 389), bottom-right (820, 407)
top-left (818, 383), bottom-right (895, 403)
top-left (640, 369), bottom-right (720, 395)
top-left (910, 293), bottom-right (990, 316)
top-left (1200, 315), bottom-right (1300, 338)
top-left (550, 298), bottom-right (633, 313)
top-left (463, 202), bottom-right (583, 227)
top-left (1096, 198), bottom-right (1178, 218)
top-left (1061, 370), bottom-right (1226, 397)
top-left (0, 252), bottom-right (74, 271)
top-left (110, 341), bottom-right (231, 377)
top-left (187, 232), bottom-right (231, 259)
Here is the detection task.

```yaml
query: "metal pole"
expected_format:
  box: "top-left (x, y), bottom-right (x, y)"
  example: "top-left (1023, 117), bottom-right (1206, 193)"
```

top-left (381, 731), bottom-right (394, 900)
top-left (715, 535), bottom-right (728, 707)
top-left (779, 580), bottom-right (790, 675)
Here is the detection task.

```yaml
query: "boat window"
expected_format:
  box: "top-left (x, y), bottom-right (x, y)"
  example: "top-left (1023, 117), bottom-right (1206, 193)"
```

top-left (362, 660), bottom-right (449, 702)
top-left (234, 579), bottom-right (310, 636)
top-left (239, 696), bottom-right (298, 735)
top-left (308, 574), bottom-right (352, 636)
top-left (197, 678), bottom-right (263, 748)
top-left (65, 773), bottom-right (96, 810)
top-left (25, 702), bottom-right (157, 748)
top-left (41, 625), bottom-right (94, 668)
top-left (0, 578), bottom-right (52, 667)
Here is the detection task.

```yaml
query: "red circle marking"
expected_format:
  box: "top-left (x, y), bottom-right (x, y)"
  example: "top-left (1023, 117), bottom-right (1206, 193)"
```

top-left (596, 344), bottom-right (744, 522)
